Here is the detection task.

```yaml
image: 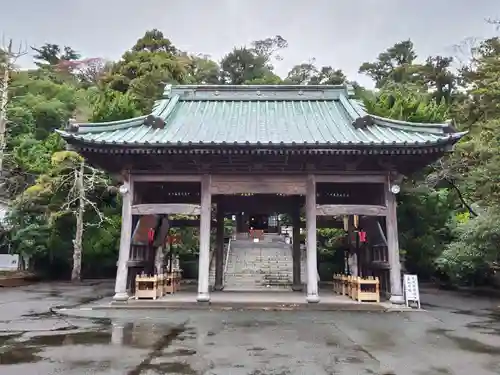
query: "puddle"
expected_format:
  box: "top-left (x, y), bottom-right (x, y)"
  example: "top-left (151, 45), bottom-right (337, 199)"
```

top-left (446, 335), bottom-right (500, 355)
top-left (66, 359), bottom-right (112, 371)
top-left (466, 320), bottom-right (500, 335)
top-left (248, 346), bottom-right (266, 352)
top-left (342, 356), bottom-right (364, 364)
top-left (22, 330), bottom-right (112, 347)
top-left (144, 362), bottom-right (197, 374)
top-left (0, 333), bottom-right (22, 345)
top-left (427, 328), bottom-right (500, 354)
top-left (21, 311), bottom-right (53, 319)
top-left (460, 309), bottom-right (500, 335)
top-left (172, 348), bottom-right (197, 356)
top-left (127, 326), bottom-right (187, 375)
top-left (427, 328), bottom-right (453, 335)
top-left (229, 320), bottom-right (279, 328)
top-left (0, 346), bottom-right (43, 365)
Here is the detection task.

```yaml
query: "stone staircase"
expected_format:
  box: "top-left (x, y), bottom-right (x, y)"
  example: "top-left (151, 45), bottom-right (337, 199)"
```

top-left (222, 234), bottom-right (305, 291)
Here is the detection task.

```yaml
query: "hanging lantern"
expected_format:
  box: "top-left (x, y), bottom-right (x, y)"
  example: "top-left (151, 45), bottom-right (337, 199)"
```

top-left (147, 228), bottom-right (155, 245)
top-left (343, 215), bottom-right (348, 231)
top-left (167, 234), bottom-right (181, 245)
top-left (358, 230), bottom-right (367, 243)
top-left (353, 215), bottom-right (359, 229)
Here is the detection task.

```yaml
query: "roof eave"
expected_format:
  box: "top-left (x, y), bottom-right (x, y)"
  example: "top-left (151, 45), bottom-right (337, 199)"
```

top-left (62, 135), bottom-right (463, 150)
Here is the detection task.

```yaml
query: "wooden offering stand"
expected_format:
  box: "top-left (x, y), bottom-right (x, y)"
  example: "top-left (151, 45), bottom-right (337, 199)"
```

top-left (135, 274), bottom-right (161, 300)
top-left (333, 274), bottom-right (380, 303)
top-left (134, 269), bottom-right (183, 300)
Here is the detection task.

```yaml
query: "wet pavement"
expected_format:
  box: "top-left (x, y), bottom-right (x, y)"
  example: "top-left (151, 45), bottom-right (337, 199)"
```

top-left (0, 281), bottom-right (499, 374)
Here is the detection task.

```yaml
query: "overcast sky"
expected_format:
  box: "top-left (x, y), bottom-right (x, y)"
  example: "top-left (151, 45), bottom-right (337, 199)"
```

top-left (1, 0), bottom-right (498, 87)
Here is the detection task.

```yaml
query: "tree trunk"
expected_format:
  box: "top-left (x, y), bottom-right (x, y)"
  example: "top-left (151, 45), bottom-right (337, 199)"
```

top-left (71, 161), bottom-right (85, 282)
top-left (0, 50), bottom-right (10, 177)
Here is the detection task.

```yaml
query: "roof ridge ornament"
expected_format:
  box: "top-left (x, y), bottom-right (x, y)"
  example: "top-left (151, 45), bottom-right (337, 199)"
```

top-left (345, 84), bottom-right (355, 98)
top-left (145, 115), bottom-right (165, 129)
top-left (67, 118), bottom-right (79, 133)
top-left (163, 84), bottom-right (172, 98)
top-left (444, 119), bottom-right (458, 134)
top-left (352, 115), bottom-right (374, 129)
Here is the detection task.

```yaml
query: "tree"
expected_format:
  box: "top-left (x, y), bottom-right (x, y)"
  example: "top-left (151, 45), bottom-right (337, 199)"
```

top-left (286, 58), bottom-right (346, 85)
top-left (57, 57), bottom-right (111, 86)
top-left (102, 30), bottom-right (187, 110)
top-left (181, 54), bottom-right (220, 84)
top-left (286, 61), bottom-right (318, 84)
top-left (220, 36), bottom-right (288, 85)
top-left (18, 151), bottom-right (115, 281)
top-left (220, 47), bottom-right (269, 85)
top-left (362, 82), bottom-right (449, 123)
top-left (31, 43), bottom-right (79, 67)
top-left (0, 39), bottom-right (27, 193)
top-left (420, 56), bottom-right (458, 104)
top-left (251, 35), bottom-right (288, 64)
top-left (359, 40), bottom-right (419, 88)
top-left (87, 88), bottom-right (140, 122)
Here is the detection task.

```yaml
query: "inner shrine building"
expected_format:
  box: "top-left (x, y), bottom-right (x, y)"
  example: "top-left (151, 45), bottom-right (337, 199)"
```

top-left (57, 84), bottom-right (465, 304)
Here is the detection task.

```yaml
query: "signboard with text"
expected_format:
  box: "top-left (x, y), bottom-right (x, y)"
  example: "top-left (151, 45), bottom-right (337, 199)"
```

top-left (403, 274), bottom-right (421, 309)
top-left (0, 254), bottom-right (19, 271)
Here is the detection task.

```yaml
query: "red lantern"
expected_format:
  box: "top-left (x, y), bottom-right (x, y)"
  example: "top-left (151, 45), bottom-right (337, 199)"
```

top-left (358, 231), bottom-right (367, 243)
top-left (147, 228), bottom-right (155, 244)
top-left (168, 234), bottom-right (181, 244)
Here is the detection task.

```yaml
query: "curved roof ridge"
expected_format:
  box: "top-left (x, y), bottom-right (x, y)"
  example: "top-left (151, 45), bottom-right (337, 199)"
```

top-left (58, 95), bottom-right (180, 136)
top-left (170, 84), bottom-right (348, 91)
top-left (347, 97), bottom-right (458, 135)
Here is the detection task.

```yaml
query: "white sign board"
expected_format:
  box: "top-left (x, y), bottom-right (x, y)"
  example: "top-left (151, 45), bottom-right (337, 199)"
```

top-left (403, 274), bottom-right (421, 308)
top-left (0, 254), bottom-right (19, 271)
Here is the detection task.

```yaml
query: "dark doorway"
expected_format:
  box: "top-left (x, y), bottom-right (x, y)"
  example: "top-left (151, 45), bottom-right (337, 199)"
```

top-left (249, 214), bottom-right (269, 231)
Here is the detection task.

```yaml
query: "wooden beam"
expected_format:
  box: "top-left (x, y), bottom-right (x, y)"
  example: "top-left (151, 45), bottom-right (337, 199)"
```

top-left (315, 174), bottom-right (387, 183)
top-left (131, 174), bottom-right (202, 182)
top-left (131, 203), bottom-right (201, 215)
top-left (211, 175), bottom-right (306, 195)
top-left (316, 204), bottom-right (387, 216)
top-left (169, 219), bottom-right (216, 227)
top-left (299, 218), bottom-right (345, 229)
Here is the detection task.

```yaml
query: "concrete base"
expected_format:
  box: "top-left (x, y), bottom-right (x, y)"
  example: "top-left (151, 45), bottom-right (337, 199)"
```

top-left (306, 294), bottom-right (320, 303)
top-left (99, 291), bottom-right (396, 312)
top-left (390, 294), bottom-right (405, 305)
top-left (113, 292), bottom-right (129, 301)
top-left (213, 284), bottom-right (224, 292)
top-left (196, 292), bottom-right (210, 302)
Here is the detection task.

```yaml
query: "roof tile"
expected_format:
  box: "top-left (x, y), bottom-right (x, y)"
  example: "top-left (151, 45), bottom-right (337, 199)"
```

top-left (58, 85), bottom-right (465, 147)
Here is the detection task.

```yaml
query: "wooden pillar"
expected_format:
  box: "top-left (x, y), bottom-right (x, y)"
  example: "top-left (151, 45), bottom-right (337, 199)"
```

top-left (347, 216), bottom-right (358, 277)
top-left (197, 175), bottom-right (212, 302)
top-left (236, 212), bottom-right (245, 233)
top-left (113, 175), bottom-right (134, 301)
top-left (242, 212), bottom-right (249, 233)
top-left (214, 204), bottom-right (225, 291)
top-left (154, 216), bottom-right (169, 274)
top-left (305, 174), bottom-right (319, 303)
top-left (291, 201), bottom-right (302, 291)
top-left (385, 183), bottom-right (404, 304)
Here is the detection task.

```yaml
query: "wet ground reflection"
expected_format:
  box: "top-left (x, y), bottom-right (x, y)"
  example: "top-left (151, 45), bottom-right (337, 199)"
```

top-left (0, 319), bottom-right (198, 374)
top-left (1, 307), bottom-right (500, 374)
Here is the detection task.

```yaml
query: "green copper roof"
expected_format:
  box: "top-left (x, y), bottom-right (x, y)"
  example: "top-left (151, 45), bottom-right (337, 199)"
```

top-left (58, 85), bottom-right (465, 148)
